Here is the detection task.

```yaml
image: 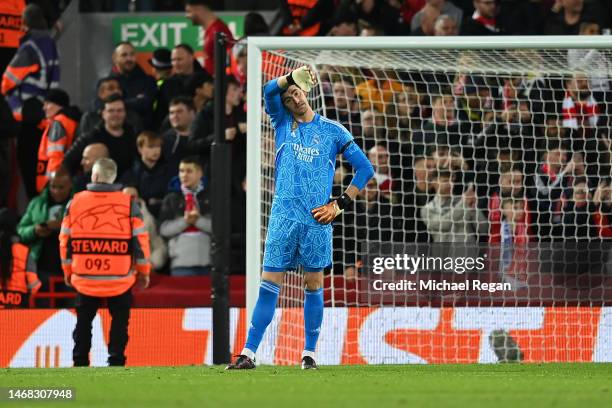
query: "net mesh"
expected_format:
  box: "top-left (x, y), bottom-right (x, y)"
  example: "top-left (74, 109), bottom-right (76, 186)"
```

top-left (257, 46), bottom-right (612, 365)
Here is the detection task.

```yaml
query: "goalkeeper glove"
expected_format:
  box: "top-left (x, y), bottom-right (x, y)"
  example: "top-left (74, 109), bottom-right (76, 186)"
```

top-left (287, 66), bottom-right (315, 93)
top-left (332, 193), bottom-right (353, 217)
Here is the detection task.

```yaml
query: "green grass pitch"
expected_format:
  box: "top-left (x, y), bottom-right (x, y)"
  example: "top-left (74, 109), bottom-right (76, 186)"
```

top-left (1, 364), bottom-right (611, 407)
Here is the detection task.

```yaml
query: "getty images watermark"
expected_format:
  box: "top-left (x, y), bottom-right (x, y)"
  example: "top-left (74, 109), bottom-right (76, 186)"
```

top-left (370, 253), bottom-right (512, 293)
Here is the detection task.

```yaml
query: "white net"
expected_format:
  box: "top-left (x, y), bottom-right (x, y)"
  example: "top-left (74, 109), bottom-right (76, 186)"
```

top-left (254, 43), bottom-right (612, 365)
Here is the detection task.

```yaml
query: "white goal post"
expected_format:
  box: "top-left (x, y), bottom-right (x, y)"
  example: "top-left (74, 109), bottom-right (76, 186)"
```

top-left (246, 36), bottom-right (612, 365)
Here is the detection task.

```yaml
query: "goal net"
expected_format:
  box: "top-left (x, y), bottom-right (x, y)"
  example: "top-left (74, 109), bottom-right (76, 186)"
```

top-left (246, 36), bottom-right (612, 365)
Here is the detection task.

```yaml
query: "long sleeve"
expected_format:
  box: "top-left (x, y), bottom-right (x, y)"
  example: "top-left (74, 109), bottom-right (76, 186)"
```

top-left (130, 198), bottom-right (151, 275)
top-left (160, 217), bottom-right (188, 238)
top-left (59, 201), bottom-right (73, 278)
top-left (17, 200), bottom-right (39, 244)
top-left (263, 78), bottom-right (287, 129)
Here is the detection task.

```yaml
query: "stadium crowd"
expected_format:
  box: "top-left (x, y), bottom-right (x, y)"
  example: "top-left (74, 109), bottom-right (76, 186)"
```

top-left (0, 0), bottom-right (611, 305)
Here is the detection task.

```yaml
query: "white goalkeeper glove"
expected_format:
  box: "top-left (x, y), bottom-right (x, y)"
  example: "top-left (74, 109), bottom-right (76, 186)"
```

top-left (287, 66), bottom-right (316, 93)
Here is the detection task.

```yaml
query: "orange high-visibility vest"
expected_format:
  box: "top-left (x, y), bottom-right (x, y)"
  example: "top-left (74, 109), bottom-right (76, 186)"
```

top-left (36, 112), bottom-right (78, 192)
top-left (59, 186), bottom-right (151, 297)
top-left (0, 243), bottom-right (40, 308)
top-left (282, 0), bottom-right (320, 36)
top-left (0, 0), bottom-right (25, 49)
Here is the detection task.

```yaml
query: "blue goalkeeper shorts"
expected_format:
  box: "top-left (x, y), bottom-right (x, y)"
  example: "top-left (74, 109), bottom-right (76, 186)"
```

top-left (262, 216), bottom-right (332, 272)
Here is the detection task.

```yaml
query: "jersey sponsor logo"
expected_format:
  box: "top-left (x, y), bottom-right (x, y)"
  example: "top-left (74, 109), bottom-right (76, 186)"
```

top-left (70, 238), bottom-right (131, 255)
top-left (292, 143), bottom-right (320, 163)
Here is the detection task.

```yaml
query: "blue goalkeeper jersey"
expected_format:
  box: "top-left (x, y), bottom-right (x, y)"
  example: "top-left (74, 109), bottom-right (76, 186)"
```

top-left (264, 78), bottom-right (368, 227)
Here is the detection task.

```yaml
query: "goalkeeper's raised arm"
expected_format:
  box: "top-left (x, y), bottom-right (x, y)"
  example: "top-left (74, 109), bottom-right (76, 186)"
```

top-left (263, 65), bottom-right (375, 226)
top-left (227, 66), bottom-right (374, 370)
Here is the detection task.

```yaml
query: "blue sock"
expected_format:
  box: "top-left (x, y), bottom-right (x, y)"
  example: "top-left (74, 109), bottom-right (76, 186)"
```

top-left (303, 288), bottom-right (324, 352)
top-left (244, 280), bottom-right (280, 354)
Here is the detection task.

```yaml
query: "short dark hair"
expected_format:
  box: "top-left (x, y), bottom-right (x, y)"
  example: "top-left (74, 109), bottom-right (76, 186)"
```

top-left (186, 71), bottom-right (214, 96)
top-left (174, 43), bottom-right (195, 55)
top-left (103, 93), bottom-right (125, 108)
top-left (170, 96), bottom-right (196, 111)
top-left (23, 4), bottom-right (47, 30)
top-left (180, 156), bottom-right (203, 170)
top-left (97, 76), bottom-right (121, 90)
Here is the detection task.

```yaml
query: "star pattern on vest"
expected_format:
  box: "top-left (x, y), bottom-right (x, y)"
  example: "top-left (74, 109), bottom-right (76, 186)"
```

top-left (72, 204), bottom-right (130, 232)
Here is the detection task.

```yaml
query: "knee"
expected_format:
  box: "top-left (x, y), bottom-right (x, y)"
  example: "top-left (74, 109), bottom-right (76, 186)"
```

top-left (304, 275), bottom-right (323, 291)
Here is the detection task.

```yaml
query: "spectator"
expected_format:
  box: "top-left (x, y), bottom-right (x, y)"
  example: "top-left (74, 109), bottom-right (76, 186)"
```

top-left (488, 164), bottom-right (532, 243)
top-left (110, 42), bottom-right (157, 128)
top-left (0, 208), bottom-right (40, 308)
top-left (78, 76), bottom-right (143, 138)
top-left (421, 169), bottom-right (487, 242)
top-left (123, 186), bottom-right (168, 271)
top-left (1, 4), bottom-right (59, 122)
top-left (498, 197), bottom-right (536, 288)
top-left (412, 93), bottom-right (459, 156)
top-left (73, 143), bottom-right (109, 193)
top-left (64, 94), bottom-right (137, 179)
top-left (148, 47), bottom-right (172, 82)
top-left (359, 109), bottom-right (385, 150)
top-left (327, 78), bottom-right (362, 138)
top-left (230, 39), bottom-right (247, 88)
top-left (412, 1), bottom-right (463, 35)
top-left (501, 197), bottom-right (535, 244)
top-left (327, 12), bottom-right (359, 36)
top-left (279, 0), bottom-right (324, 36)
top-left (159, 157), bottom-right (212, 276)
top-left (190, 75), bottom-right (246, 164)
top-left (399, 155), bottom-right (433, 242)
top-left (163, 96), bottom-right (197, 177)
top-left (187, 71), bottom-right (215, 113)
top-left (344, 0), bottom-right (404, 35)
top-left (434, 14), bottom-right (459, 35)
top-left (154, 44), bottom-right (203, 130)
top-left (243, 11), bottom-right (270, 37)
top-left (532, 140), bottom-right (574, 239)
top-left (36, 89), bottom-right (81, 193)
top-left (172, 43), bottom-right (202, 77)
top-left (184, 0), bottom-right (234, 76)
top-left (544, 0), bottom-right (588, 35)
top-left (2, 5), bottom-right (59, 199)
top-left (355, 71), bottom-right (408, 114)
top-left (562, 176), bottom-right (597, 240)
top-left (17, 168), bottom-right (72, 294)
top-left (368, 144), bottom-right (397, 201)
top-left (461, 0), bottom-right (503, 35)
top-left (593, 181), bottom-right (612, 238)
top-left (562, 72), bottom-right (600, 132)
top-left (385, 84), bottom-right (422, 137)
top-left (457, 75), bottom-right (494, 153)
top-left (121, 131), bottom-right (173, 218)
top-left (567, 21), bottom-right (610, 113)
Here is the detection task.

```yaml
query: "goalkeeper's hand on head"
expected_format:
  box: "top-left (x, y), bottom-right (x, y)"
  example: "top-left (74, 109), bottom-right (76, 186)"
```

top-left (288, 66), bottom-right (316, 93)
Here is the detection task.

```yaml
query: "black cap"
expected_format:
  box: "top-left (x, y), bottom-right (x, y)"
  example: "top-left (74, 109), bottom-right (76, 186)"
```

top-left (149, 48), bottom-right (172, 70)
top-left (45, 89), bottom-right (70, 107)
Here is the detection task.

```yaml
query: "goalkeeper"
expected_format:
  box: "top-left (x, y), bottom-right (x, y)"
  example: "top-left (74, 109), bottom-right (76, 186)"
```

top-left (226, 66), bottom-right (374, 370)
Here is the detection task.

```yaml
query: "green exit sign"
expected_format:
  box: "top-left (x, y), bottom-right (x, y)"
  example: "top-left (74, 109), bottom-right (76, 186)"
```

top-left (112, 15), bottom-right (244, 51)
